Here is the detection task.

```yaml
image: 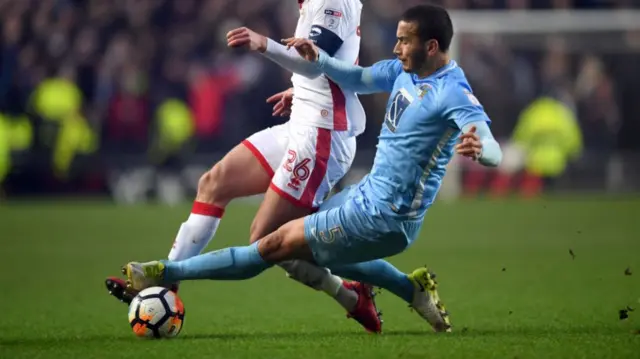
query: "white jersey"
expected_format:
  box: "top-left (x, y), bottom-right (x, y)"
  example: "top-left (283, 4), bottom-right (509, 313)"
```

top-left (291, 0), bottom-right (365, 137)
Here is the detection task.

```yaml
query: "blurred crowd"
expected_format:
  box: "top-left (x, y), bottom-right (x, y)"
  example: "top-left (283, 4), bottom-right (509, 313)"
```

top-left (0, 0), bottom-right (639, 194)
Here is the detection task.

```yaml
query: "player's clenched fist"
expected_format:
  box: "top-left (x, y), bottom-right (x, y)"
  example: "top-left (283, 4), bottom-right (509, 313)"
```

top-left (455, 125), bottom-right (483, 161)
top-left (227, 27), bottom-right (268, 53)
top-left (281, 37), bottom-right (319, 62)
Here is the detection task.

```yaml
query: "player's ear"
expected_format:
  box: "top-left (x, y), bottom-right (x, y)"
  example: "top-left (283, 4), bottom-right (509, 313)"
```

top-left (426, 39), bottom-right (439, 56)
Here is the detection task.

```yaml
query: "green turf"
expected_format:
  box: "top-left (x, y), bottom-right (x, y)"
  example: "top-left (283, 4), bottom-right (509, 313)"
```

top-left (1, 197), bottom-right (639, 358)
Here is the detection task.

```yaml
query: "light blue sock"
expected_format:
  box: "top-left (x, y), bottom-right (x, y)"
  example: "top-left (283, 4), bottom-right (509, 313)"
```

top-left (162, 241), bottom-right (272, 283)
top-left (330, 260), bottom-right (415, 303)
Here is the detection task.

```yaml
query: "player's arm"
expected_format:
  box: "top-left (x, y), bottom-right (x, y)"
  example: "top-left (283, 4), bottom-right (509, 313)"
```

top-left (228, 0), bottom-right (355, 79)
top-left (285, 0), bottom-right (401, 93)
top-left (317, 53), bottom-right (402, 94)
top-left (441, 85), bottom-right (502, 167)
top-left (286, 37), bottom-right (402, 94)
top-left (458, 122), bottom-right (502, 167)
top-left (227, 27), bottom-right (322, 79)
top-left (262, 38), bottom-right (324, 79)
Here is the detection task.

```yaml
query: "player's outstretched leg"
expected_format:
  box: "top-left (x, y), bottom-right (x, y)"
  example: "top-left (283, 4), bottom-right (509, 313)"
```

top-left (122, 219), bottom-right (315, 288)
top-left (330, 261), bottom-right (451, 332)
top-left (107, 142), bottom-right (272, 304)
top-left (122, 217), bottom-right (382, 333)
top-left (122, 241), bottom-right (271, 289)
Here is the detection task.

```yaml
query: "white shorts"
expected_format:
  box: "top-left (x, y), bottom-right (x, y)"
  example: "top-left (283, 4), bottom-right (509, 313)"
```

top-left (242, 122), bottom-right (356, 209)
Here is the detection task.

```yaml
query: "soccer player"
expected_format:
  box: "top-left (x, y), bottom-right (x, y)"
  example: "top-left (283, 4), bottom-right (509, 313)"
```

top-left (106, 0), bottom-right (383, 332)
top-left (121, 4), bottom-right (502, 333)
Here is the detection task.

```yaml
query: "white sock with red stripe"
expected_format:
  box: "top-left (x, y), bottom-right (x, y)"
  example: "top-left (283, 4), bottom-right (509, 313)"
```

top-left (168, 201), bottom-right (225, 261)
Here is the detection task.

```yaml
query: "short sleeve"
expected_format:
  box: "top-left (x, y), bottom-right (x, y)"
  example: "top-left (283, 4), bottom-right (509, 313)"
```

top-left (440, 83), bottom-right (491, 129)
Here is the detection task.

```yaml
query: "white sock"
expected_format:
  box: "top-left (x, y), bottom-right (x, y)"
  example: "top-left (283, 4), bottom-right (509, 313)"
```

top-left (168, 201), bottom-right (224, 261)
top-left (334, 285), bottom-right (359, 312)
top-left (280, 260), bottom-right (358, 312)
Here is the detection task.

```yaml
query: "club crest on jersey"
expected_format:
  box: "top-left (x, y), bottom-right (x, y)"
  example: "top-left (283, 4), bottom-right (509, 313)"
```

top-left (416, 84), bottom-right (432, 99)
top-left (384, 88), bottom-right (413, 132)
top-left (324, 9), bottom-right (342, 29)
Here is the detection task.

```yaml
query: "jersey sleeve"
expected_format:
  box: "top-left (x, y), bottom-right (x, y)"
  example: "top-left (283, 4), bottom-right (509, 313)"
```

top-left (367, 59), bottom-right (403, 93)
top-left (308, 0), bottom-right (354, 56)
top-left (316, 53), bottom-right (399, 94)
top-left (461, 121), bottom-right (502, 167)
top-left (440, 83), bottom-right (491, 129)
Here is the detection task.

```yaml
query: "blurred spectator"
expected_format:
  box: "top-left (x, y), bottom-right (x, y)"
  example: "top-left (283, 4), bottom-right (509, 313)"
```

top-left (0, 0), bottom-right (639, 196)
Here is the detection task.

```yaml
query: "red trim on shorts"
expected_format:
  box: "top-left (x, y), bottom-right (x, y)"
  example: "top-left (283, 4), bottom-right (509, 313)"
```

top-left (269, 182), bottom-right (315, 210)
top-left (241, 139), bottom-right (275, 177)
top-left (191, 201), bottom-right (225, 218)
top-left (328, 80), bottom-right (347, 131)
top-left (300, 128), bottom-right (332, 207)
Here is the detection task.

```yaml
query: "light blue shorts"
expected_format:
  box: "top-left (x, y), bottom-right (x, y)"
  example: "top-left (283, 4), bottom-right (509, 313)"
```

top-left (303, 185), bottom-right (423, 266)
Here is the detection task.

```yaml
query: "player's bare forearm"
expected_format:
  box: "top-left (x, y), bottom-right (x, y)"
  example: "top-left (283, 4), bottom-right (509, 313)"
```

top-left (461, 121), bottom-right (502, 167)
top-left (316, 52), bottom-right (383, 94)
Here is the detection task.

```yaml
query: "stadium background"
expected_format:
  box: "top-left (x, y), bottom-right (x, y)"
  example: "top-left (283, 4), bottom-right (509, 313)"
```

top-left (1, 1), bottom-right (639, 358)
top-left (0, 0), bottom-right (639, 200)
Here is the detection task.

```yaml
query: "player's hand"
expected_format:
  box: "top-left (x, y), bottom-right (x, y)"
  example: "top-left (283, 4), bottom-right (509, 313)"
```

top-left (281, 37), bottom-right (319, 62)
top-left (455, 126), bottom-right (483, 161)
top-left (227, 27), bottom-right (268, 53)
top-left (266, 88), bottom-right (294, 117)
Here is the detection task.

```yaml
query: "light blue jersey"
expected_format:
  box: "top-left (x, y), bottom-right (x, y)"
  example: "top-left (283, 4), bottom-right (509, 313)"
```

top-left (362, 59), bottom-right (490, 219)
top-left (303, 55), bottom-right (496, 265)
top-left (158, 47), bottom-right (499, 318)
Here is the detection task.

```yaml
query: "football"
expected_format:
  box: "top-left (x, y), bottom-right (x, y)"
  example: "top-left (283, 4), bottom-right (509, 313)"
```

top-left (127, 287), bottom-right (185, 338)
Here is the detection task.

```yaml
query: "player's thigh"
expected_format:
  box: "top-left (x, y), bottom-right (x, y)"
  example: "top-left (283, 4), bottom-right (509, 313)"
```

top-left (249, 184), bottom-right (359, 246)
top-left (303, 200), bottom-right (410, 266)
top-left (249, 188), bottom-right (313, 242)
top-left (250, 124), bottom-right (352, 241)
top-left (241, 122), bottom-right (290, 175)
top-left (203, 124), bottom-right (289, 200)
top-left (204, 143), bottom-right (270, 200)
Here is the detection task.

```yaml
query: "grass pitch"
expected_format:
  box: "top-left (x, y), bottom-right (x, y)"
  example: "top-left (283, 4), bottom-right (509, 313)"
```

top-left (0, 197), bottom-right (639, 358)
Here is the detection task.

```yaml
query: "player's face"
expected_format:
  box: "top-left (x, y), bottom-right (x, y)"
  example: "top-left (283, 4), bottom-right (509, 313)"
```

top-left (393, 21), bottom-right (438, 74)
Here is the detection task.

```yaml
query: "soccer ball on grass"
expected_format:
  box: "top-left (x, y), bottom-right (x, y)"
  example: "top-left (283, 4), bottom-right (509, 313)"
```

top-left (128, 286), bottom-right (185, 338)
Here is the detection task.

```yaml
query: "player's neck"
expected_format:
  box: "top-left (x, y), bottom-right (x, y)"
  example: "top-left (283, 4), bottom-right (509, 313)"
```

top-left (415, 54), bottom-right (451, 79)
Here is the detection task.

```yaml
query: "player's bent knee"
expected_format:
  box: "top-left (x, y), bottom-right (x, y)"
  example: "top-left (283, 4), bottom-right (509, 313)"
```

top-left (257, 219), bottom-right (314, 263)
top-left (256, 230), bottom-right (286, 262)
